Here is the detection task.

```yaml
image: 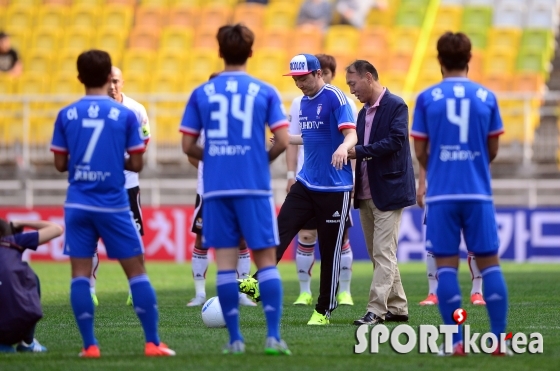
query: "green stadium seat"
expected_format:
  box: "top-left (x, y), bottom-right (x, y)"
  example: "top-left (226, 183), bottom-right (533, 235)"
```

top-left (395, 4), bottom-right (427, 28)
top-left (520, 29), bottom-right (555, 60)
top-left (459, 26), bottom-right (488, 49)
top-left (461, 6), bottom-right (493, 29)
top-left (516, 50), bottom-right (549, 74)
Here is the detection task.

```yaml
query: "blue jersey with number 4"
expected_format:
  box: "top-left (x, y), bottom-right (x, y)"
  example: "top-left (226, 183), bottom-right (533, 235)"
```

top-left (50, 96), bottom-right (146, 210)
top-left (180, 71), bottom-right (288, 199)
top-left (411, 77), bottom-right (504, 203)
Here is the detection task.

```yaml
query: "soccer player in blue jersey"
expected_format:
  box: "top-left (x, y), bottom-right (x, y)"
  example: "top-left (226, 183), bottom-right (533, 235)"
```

top-left (411, 32), bottom-right (509, 356)
top-left (180, 24), bottom-right (291, 355)
top-left (50, 50), bottom-right (175, 358)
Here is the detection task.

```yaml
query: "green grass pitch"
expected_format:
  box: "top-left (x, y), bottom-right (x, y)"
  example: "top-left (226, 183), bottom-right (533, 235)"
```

top-left (1, 262), bottom-right (558, 371)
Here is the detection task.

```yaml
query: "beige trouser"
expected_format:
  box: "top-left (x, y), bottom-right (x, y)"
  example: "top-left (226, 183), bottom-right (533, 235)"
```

top-left (359, 199), bottom-right (408, 319)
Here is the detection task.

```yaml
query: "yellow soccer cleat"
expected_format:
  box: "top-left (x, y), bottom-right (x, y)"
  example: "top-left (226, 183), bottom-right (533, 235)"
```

top-left (307, 310), bottom-right (329, 325)
top-left (336, 291), bottom-right (354, 306)
top-left (293, 292), bottom-right (313, 305)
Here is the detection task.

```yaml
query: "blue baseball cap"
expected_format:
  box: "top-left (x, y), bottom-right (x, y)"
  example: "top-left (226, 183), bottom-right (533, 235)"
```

top-left (283, 54), bottom-right (321, 76)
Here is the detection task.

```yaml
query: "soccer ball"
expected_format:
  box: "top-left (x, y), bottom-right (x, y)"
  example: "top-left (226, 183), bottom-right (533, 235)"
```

top-left (201, 296), bottom-right (226, 328)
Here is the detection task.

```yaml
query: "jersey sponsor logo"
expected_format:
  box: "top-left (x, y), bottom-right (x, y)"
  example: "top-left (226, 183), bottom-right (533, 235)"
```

top-left (439, 145), bottom-right (481, 162)
top-left (326, 219), bottom-right (341, 224)
top-left (300, 120), bottom-right (324, 129)
top-left (74, 166), bottom-right (111, 182)
top-left (207, 143), bottom-right (251, 156)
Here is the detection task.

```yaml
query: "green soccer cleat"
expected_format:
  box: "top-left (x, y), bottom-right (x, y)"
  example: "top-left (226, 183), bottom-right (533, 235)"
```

top-left (307, 310), bottom-right (330, 325)
top-left (264, 337), bottom-right (292, 355)
top-left (293, 292), bottom-right (313, 305)
top-left (237, 277), bottom-right (260, 302)
top-left (337, 291), bottom-right (354, 306)
top-left (91, 293), bottom-right (99, 306)
top-left (126, 293), bottom-right (133, 306)
top-left (222, 340), bottom-right (245, 355)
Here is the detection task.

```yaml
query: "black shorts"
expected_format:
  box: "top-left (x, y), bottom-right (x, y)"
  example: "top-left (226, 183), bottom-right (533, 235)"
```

top-left (191, 194), bottom-right (203, 235)
top-left (301, 211), bottom-right (353, 230)
top-left (127, 186), bottom-right (144, 236)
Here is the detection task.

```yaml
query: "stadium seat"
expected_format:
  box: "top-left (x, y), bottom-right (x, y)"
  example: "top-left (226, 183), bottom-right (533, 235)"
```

top-left (233, 3), bottom-right (265, 32)
top-left (169, 0), bottom-right (200, 5)
top-left (325, 25), bottom-right (360, 55)
top-left (481, 74), bottom-right (511, 92)
top-left (358, 50), bottom-right (387, 73)
top-left (56, 51), bottom-right (81, 75)
top-left (512, 73), bottom-right (545, 92)
top-left (155, 116), bottom-right (182, 147)
top-left (50, 73), bottom-right (82, 95)
top-left (9, 0), bottom-right (41, 5)
top-left (280, 74), bottom-right (304, 97)
top-left (72, 0), bottom-right (104, 6)
top-left (6, 29), bottom-right (29, 51)
top-left (388, 50), bottom-right (413, 73)
top-left (37, 5), bottom-right (68, 30)
top-left (199, 5), bottom-right (232, 30)
top-left (69, 5), bottom-right (100, 29)
top-left (62, 28), bottom-right (93, 51)
top-left (5, 4), bottom-right (36, 30)
top-left (434, 5), bottom-right (462, 31)
top-left (487, 28), bottom-right (521, 53)
top-left (468, 50), bottom-right (484, 81)
top-left (249, 49), bottom-right (287, 77)
top-left (360, 27), bottom-right (389, 52)
top-left (380, 72), bottom-right (406, 93)
top-left (460, 26), bottom-right (488, 49)
top-left (365, 6), bottom-right (397, 28)
top-left (94, 29), bottom-right (128, 57)
top-left (135, 5), bottom-right (168, 29)
top-left (30, 29), bottom-right (61, 51)
top-left (516, 50), bottom-right (549, 75)
top-left (418, 55), bottom-right (441, 78)
top-left (256, 28), bottom-right (291, 51)
top-left (526, 2), bottom-right (558, 30)
top-left (149, 72), bottom-right (181, 93)
top-left (160, 27), bottom-right (194, 51)
top-left (121, 73), bottom-right (149, 94)
top-left (155, 51), bottom-right (186, 74)
top-left (15, 73), bottom-right (50, 95)
top-left (106, 0), bottom-right (136, 5)
top-left (264, 4), bottom-right (297, 30)
top-left (206, 0), bottom-right (237, 6)
top-left (483, 50), bottom-right (516, 76)
top-left (288, 26), bottom-right (323, 56)
top-left (43, 0), bottom-right (72, 5)
top-left (493, 2), bottom-right (525, 27)
top-left (129, 27), bottom-right (161, 50)
top-left (395, 3), bottom-right (427, 28)
top-left (194, 27), bottom-right (219, 50)
top-left (461, 6), bottom-right (493, 29)
top-left (101, 5), bottom-right (134, 31)
top-left (520, 29), bottom-right (554, 60)
top-left (186, 50), bottom-right (222, 79)
top-left (390, 27), bottom-right (420, 52)
top-left (183, 73), bottom-right (210, 93)
top-left (123, 50), bottom-right (155, 75)
top-left (24, 51), bottom-right (53, 74)
top-left (168, 5), bottom-right (198, 27)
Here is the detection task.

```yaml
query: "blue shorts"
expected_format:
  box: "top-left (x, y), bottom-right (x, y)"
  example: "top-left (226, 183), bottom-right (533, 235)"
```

top-left (63, 207), bottom-right (144, 259)
top-left (203, 196), bottom-right (279, 250)
top-left (425, 201), bottom-right (499, 257)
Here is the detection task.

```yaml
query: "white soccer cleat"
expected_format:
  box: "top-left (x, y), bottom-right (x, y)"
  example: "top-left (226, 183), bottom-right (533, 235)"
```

top-left (186, 295), bottom-right (206, 307)
top-left (238, 293), bottom-right (257, 306)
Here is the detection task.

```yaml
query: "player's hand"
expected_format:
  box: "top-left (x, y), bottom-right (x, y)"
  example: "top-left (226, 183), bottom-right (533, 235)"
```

top-left (417, 184), bottom-right (426, 208)
top-left (332, 145), bottom-right (348, 170)
top-left (347, 147), bottom-right (357, 160)
top-left (286, 178), bottom-right (296, 193)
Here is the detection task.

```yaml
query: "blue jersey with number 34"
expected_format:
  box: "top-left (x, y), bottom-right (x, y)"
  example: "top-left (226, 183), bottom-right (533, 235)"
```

top-left (180, 72), bottom-right (288, 199)
top-left (50, 96), bottom-right (146, 209)
top-left (411, 77), bottom-right (504, 203)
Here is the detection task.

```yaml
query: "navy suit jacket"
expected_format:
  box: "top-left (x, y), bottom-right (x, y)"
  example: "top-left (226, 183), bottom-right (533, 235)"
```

top-left (353, 89), bottom-right (416, 211)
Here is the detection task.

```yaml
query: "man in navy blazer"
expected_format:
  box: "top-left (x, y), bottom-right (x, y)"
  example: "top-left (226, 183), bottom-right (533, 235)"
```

top-left (346, 60), bottom-right (416, 326)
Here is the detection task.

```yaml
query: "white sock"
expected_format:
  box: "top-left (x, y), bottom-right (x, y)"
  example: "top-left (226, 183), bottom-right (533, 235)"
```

top-left (237, 248), bottom-right (251, 279)
top-left (90, 251), bottom-right (99, 294)
top-left (296, 239), bottom-right (315, 294)
top-left (468, 252), bottom-right (483, 295)
top-left (192, 246), bottom-right (208, 297)
top-left (426, 251), bottom-right (438, 295)
top-left (339, 239), bottom-right (352, 293)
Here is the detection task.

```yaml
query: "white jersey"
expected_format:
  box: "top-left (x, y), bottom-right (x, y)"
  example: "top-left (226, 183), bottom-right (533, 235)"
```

top-left (288, 94), bottom-right (358, 172)
top-left (196, 131), bottom-right (205, 195)
top-left (121, 93), bottom-right (150, 189)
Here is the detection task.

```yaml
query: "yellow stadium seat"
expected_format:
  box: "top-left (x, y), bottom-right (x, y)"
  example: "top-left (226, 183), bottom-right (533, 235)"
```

top-left (360, 27), bottom-right (389, 52)
top-left (488, 28), bottom-right (522, 53)
top-left (264, 3), bottom-right (297, 30)
top-left (160, 27), bottom-right (194, 51)
top-left (101, 5), bottom-right (134, 30)
top-left (129, 27), bottom-right (161, 50)
top-left (206, 0), bottom-right (237, 6)
top-left (122, 50), bottom-right (155, 75)
top-left (325, 25), bottom-right (360, 55)
top-left (419, 55), bottom-right (441, 78)
top-left (140, 0), bottom-right (171, 5)
top-left (9, 0), bottom-right (41, 6)
top-left (156, 116), bottom-right (182, 146)
top-left (44, 0), bottom-right (72, 5)
top-left (5, 5), bottom-right (36, 30)
top-left (233, 3), bottom-right (265, 32)
top-left (155, 51), bottom-right (186, 74)
top-left (255, 28), bottom-right (290, 50)
top-left (434, 5), bottom-right (462, 32)
top-left (122, 73), bottom-right (149, 94)
top-left (106, 0), bottom-right (136, 5)
top-left (149, 72), bottom-right (181, 93)
top-left (280, 74), bottom-right (303, 97)
top-left (30, 29), bottom-right (61, 51)
top-left (323, 50), bottom-right (356, 77)
top-left (15, 73), bottom-right (50, 95)
top-left (37, 5), bottom-right (68, 30)
top-left (168, 5), bottom-right (198, 27)
top-left (183, 73), bottom-right (209, 93)
top-left (170, 0), bottom-right (199, 6)
top-left (186, 50), bottom-right (222, 79)
top-left (135, 5), bottom-right (168, 29)
top-left (199, 5), bottom-right (232, 30)
top-left (29, 111), bottom-right (58, 149)
top-left (194, 27), bottom-right (219, 49)
top-left (390, 27), bottom-right (420, 52)
top-left (414, 74), bottom-right (441, 93)
top-left (483, 50), bottom-right (516, 76)
top-left (6, 29), bottom-right (29, 51)
top-left (0, 75), bottom-right (15, 95)
top-left (72, 0), bottom-right (104, 7)
top-left (380, 73), bottom-right (406, 93)
top-left (289, 26), bottom-right (323, 56)
top-left (357, 50), bottom-right (387, 73)
top-left (62, 28), bottom-right (93, 51)
top-left (56, 51), bottom-right (81, 76)
top-left (251, 72), bottom-right (283, 88)
top-left (94, 29), bottom-right (128, 56)
top-left (24, 51), bottom-right (53, 74)
top-left (51, 73), bottom-right (82, 95)
top-left (69, 5), bottom-right (100, 29)
top-left (366, 6), bottom-right (397, 28)
top-left (249, 49), bottom-right (287, 77)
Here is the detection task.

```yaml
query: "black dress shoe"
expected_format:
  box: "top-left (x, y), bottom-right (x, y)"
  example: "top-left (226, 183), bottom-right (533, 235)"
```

top-left (353, 312), bottom-right (384, 326)
top-left (385, 311), bottom-right (409, 322)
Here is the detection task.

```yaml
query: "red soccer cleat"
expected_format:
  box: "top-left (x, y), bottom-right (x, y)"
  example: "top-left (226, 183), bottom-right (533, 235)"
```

top-left (419, 293), bottom-right (438, 306)
top-left (145, 342), bottom-right (176, 357)
top-left (79, 345), bottom-right (100, 358)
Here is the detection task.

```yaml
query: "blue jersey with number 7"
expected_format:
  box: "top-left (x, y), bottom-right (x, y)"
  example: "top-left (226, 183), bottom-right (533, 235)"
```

top-left (50, 96), bottom-right (146, 209)
top-left (180, 71), bottom-right (289, 199)
top-left (411, 77), bottom-right (504, 203)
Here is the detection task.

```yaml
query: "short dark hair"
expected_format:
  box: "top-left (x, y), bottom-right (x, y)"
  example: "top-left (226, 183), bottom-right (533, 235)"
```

top-left (77, 50), bottom-right (112, 88)
top-left (315, 54), bottom-right (337, 77)
top-left (437, 32), bottom-right (471, 71)
top-left (346, 60), bottom-right (379, 80)
top-left (0, 218), bottom-right (15, 240)
top-left (217, 24), bottom-right (254, 66)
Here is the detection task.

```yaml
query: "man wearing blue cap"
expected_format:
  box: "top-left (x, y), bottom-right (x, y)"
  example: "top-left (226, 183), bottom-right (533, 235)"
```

top-left (241, 54), bottom-right (357, 325)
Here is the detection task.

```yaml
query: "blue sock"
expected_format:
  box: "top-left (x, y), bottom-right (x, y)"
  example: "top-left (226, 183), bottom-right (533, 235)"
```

top-left (258, 266), bottom-right (283, 341)
top-left (217, 270), bottom-right (243, 344)
top-left (481, 265), bottom-right (508, 337)
top-left (129, 274), bottom-right (160, 345)
top-left (436, 267), bottom-right (463, 346)
top-left (70, 277), bottom-right (97, 349)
